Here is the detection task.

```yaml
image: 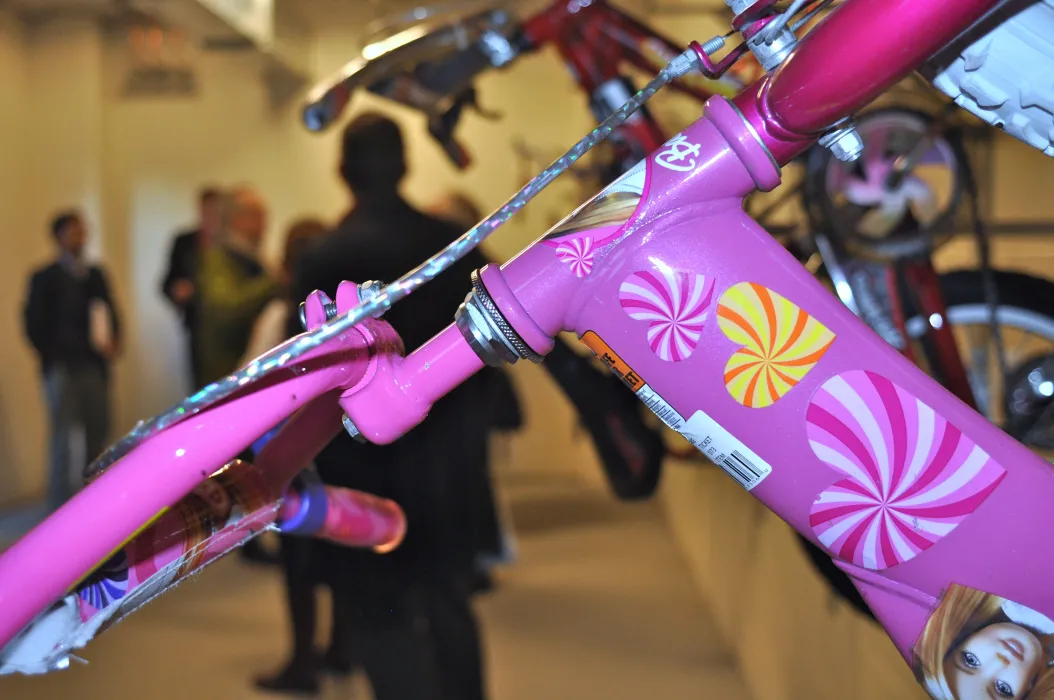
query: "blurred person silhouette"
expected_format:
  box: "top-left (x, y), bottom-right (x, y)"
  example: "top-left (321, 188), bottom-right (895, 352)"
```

top-left (240, 218), bottom-right (329, 363)
top-left (23, 210), bottom-right (122, 509)
top-left (427, 192), bottom-right (522, 592)
top-left (274, 113), bottom-right (497, 700)
top-left (196, 185), bottom-right (281, 566)
top-left (161, 186), bottom-right (223, 389)
top-left (196, 185), bottom-right (281, 387)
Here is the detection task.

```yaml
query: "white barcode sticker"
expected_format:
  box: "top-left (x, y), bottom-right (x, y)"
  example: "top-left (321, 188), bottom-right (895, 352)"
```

top-left (681, 410), bottom-right (772, 490)
top-left (637, 384), bottom-right (685, 431)
top-left (578, 329), bottom-right (772, 491)
top-left (635, 385), bottom-right (770, 490)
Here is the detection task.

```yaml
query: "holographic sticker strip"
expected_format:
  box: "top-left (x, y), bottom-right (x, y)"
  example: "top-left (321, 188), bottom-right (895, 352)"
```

top-left (75, 461), bottom-right (277, 624)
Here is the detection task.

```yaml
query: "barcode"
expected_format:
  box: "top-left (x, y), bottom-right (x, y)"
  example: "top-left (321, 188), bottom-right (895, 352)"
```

top-left (638, 386), bottom-right (684, 430)
top-left (721, 450), bottom-right (765, 487)
top-left (680, 410), bottom-right (772, 491)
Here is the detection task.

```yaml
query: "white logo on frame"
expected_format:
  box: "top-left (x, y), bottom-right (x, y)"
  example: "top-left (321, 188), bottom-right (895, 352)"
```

top-left (655, 134), bottom-right (701, 172)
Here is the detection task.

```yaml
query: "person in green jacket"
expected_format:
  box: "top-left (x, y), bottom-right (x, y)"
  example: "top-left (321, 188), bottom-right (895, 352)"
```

top-left (195, 185), bottom-right (280, 386)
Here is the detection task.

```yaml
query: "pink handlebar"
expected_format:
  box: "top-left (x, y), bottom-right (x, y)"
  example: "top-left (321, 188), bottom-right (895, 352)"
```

top-left (0, 321), bottom-right (384, 653)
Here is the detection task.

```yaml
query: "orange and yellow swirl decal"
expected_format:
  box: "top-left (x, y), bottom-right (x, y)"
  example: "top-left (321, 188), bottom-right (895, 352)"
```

top-left (717, 282), bottom-right (835, 408)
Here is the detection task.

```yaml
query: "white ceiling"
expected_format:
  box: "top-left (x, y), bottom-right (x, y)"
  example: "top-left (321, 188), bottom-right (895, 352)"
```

top-left (5, 0), bottom-right (121, 13)
top-left (4, 0), bottom-right (730, 33)
top-left (281, 0), bottom-right (429, 31)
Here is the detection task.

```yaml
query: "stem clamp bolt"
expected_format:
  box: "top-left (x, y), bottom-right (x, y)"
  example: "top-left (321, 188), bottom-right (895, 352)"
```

top-left (820, 122), bottom-right (864, 163)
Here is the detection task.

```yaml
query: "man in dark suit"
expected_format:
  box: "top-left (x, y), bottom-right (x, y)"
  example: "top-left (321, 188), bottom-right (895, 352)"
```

top-left (258, 113), bottom-right (497, 700)
top-left (24, 211), bottom-right (122, 508)
top-left (161, 186), bottom-right (222, 389)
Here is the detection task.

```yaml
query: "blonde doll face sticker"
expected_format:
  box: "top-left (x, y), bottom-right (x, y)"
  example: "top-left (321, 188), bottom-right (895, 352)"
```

top-left (945, 621), bottom-right (1045, 699)
top-left (913, 584), bottom-right (1054, 700)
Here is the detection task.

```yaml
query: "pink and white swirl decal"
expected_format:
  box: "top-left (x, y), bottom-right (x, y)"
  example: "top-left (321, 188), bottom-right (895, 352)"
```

top-left (619, 269), bottom-right (715, 362)
top-left (542, 158), bottom-right (648, 278)
top-left (554, 237), bottom-right (595, 278)
top-left (808, 370), bottom-right (1006, 570)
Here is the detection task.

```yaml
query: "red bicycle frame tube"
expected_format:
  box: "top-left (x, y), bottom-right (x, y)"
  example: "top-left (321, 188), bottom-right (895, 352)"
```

top-left (521, 0), bottom-right (752, 157)
top-left (521, 0), bottom-right (749, 102)
top-left (899, 259), bottom-right (979, 409)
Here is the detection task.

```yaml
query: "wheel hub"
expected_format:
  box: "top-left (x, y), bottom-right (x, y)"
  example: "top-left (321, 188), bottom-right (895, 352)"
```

top-left (1003, 353), bottom-right (1054, 448)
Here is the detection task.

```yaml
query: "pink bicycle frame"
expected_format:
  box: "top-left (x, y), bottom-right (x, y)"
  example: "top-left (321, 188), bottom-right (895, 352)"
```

top-left (5, 0), bottom-right (1054, 695)
top-left (0, 287), bottom-right (413, 665)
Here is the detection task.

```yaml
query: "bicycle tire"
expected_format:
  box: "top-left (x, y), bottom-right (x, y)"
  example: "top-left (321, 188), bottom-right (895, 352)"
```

top-left (924, 0), bottom-right (1054, 159)
top-left (907, 269), bottom-right (1054, 339)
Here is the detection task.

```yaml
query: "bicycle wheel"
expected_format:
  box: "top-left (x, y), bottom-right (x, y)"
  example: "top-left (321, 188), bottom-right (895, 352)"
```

top-left (905, 268), bottom-right (1054, 452)
top-left (804, 108), bottom-right (966, 260)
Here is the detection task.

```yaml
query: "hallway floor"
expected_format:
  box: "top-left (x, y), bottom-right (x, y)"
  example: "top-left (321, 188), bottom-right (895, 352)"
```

top-left (0, 462), bottom-right (750, 700)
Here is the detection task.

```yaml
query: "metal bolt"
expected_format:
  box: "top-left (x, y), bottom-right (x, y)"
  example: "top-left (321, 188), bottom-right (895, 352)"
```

top-left (699, 35), bottom-right (725, 56)
top-left (298, 291), bottom-right (338, 330)
top-left (819, 123), bottom-right (864, 163)
top-left (342, 414), bottom-right (366, 443)
top-left (725, 0), bottom-right (760, 14)
top-left (357, 280), bottom-right (384, 304)
top-left (318, 291), bottom-right (338, 319)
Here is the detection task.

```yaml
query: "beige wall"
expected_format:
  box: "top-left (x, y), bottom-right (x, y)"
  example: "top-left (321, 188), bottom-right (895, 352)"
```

top-left (661, 461), bottom-right (930, 700)
top-left (0, 14), bottom-right (115, 503)
top-left (0, 10), bottom-right (37, 503)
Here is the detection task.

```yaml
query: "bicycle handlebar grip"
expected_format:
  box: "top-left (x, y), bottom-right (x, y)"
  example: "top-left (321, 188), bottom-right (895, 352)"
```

top-left (278, 476), bottom-right (406, 553)
top-left (275, 469), bottom-right (328, 536)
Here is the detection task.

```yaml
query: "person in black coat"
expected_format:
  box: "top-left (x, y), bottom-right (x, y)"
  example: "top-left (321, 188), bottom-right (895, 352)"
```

top-left (427, 192), bottom-right (523, 591)
top-left (256, 114), bottom-right (501, 700)
top-left (24, 211), bottom-right (121, 508)
top-left (161, 186), bottom-right (222, 390)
